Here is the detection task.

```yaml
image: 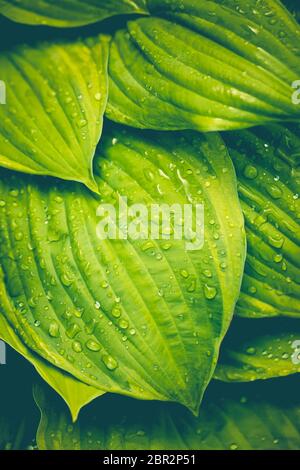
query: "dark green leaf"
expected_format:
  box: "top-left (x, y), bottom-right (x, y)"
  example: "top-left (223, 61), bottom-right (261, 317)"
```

top-left (215, 317), bottom-right (300, 381)
top-left (107, 0), bottom-right (300, 132)
top-left (225, 124), bottom-right (300, 318)
top-left (0, 35), bottom-right (110, 191)
top-left (0, 0), bottom-right (148, 27)
top-left (0, 125), bottom-right (245, 414)
top-left (35, 375), bottom-right (300, 450)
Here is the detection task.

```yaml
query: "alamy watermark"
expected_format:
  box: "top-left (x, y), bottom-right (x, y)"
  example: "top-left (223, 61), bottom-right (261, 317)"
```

top-left (292, 80), bottom-right (300, 105)
top-left (0, 340), bottom-right (6, 365)
top-left (96, 196), bottom-right (204, 251)
top-left (291, 340), bottom-right (300, 365)
top-left (0, 80), bottom-right (6, 105)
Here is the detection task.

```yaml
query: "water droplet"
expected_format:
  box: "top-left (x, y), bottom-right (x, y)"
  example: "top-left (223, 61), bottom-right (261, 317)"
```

top-left (141, 241), bottom-right (155, 252)
top-left (244, 165), bottom-right (258, 179)
top-left (273, 254), bottom-right (283, 263)
top-left (86, 339), bottom-right (101, 352)
top-left (77, 119), bottom-right (87, 129)
top-left (246, 347), bottom-right (256, 355)
top-left (85, 319), bottom-right (97, 335)
top-left (187, 280), bottom-right (196, 292)
top-left (72, 341), bottom-right (83, 353)
top-left (118, 319), bottom-right (129, 330)
top-left (203, 269), bottom-right (212, 278)
top-left (180, 269), bottom-right (189, 279)
top-left (101, 354), bottom-right (118, 371)
top-left (66, 323), bottom-right (80, 339)
top-left (60, 272), bottom-right (74, 287)
top-left (248, 286), bottom-right (257, 294)
top-left (268, 235), bottom-right (284, 249)
top-left (14, 231), bottom-right (24, 241)
top-left (267, 185), bottom-right (282, 200)
top-left (112, 306), bottom-right (121, 318)
top-left (204, 284), bottom-right (217, 300)
top-left (48, 321), bottom-right (59, 338)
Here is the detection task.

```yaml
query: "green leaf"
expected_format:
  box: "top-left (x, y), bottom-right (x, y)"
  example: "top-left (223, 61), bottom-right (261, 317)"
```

top-left (224, 124), bottom-right (300, 319)
top-left (107, 0), bottom-right (300, 132)
top-left (0, 0), bottom-right (148, 27)
top-left (35, 376), bottom-right (300, 450)
top-left (0, 271), bottom-right (104, 422)
top-left (0, 125), bottom-right (245, 414)
top-left (215, 317), bottom-right (300, 382)
top-left (0, 35), bottom-right (110, 192)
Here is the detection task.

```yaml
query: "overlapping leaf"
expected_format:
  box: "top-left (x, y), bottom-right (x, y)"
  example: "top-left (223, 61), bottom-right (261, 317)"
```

top-left (215, 317), bottom-right (300, 382)
top-left (107, 0), bottom-right (300, 132)
top-left (0, 125), bottom-right (245, 414)
top-left (35, 376), bottom-right (300, 450)
top-left (0, 0), bottom-right (148, 27)
top-left (0, 35), bottom-right (109, 191)
top-left (224, 124), bottom-right (300, 319)
top-left (0, 306), bottom-right (104, 421)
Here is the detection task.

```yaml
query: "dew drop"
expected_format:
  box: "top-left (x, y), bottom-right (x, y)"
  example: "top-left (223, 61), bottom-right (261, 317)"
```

top-left (204, 284), bottom-right (217, 300)
top-left (244, 165), bottom-right (258, 179)
top-left (86, 339), bottom-right (101, 352)
top-left (118, 319), bottom-right (129, 330)
top-left (273, 254), bottom-right (283, 263)
top-left (48, 321), bottom-right (59, 338)
top-left (72, 341), bottom-right (83, 353)
top-left (66, 323), bottom-right (80, 339)
top-left (101, 354), bottom-right (118, 371)
top-left (180, 269), bottom-right (189, 279)
top-left (246, 347), bottom-right (256, 355)
top-left (112, 306), bottom-right (121, 318)
top-left (60, 272), bottom-right (74, 287)
top-left (267, 185), bottom-right (283, 200)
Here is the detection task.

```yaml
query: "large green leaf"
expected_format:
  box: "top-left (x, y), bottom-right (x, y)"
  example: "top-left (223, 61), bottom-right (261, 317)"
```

top-left (225, 124), bottom-right (300, 319)
top-left (215, 317), bottom-right (300, 382)
top-left (35, 376), bottom-right (300, 450)
top-left (0, 125), bottom-right (245, 414)
top-left (0, 1), bottom-right (148, 27)
top-left (107, 0), bottom-right (300, 132)
top-left (0, 35), bottom-right (109, 191)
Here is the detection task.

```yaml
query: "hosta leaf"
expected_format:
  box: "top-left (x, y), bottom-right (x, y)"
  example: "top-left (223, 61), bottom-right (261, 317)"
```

top-left (107, 0), bottom-right (300, 132)
top-left (0, 35), bottom-right (109, 191)
top-left (0, 306), bottom-right (104, 421)
top-left (0, 125), bottom-right (245, 413)
top-left (0, 0), bottom-right (148, 27)
top-left (35, 376), bottom-right (300, 450)
top-left (0, 346), bottom-right (39, 450)
top-left (224, 124), bottom-right (300, 319)
top-left (215, 317), bottom-right (300, 382)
